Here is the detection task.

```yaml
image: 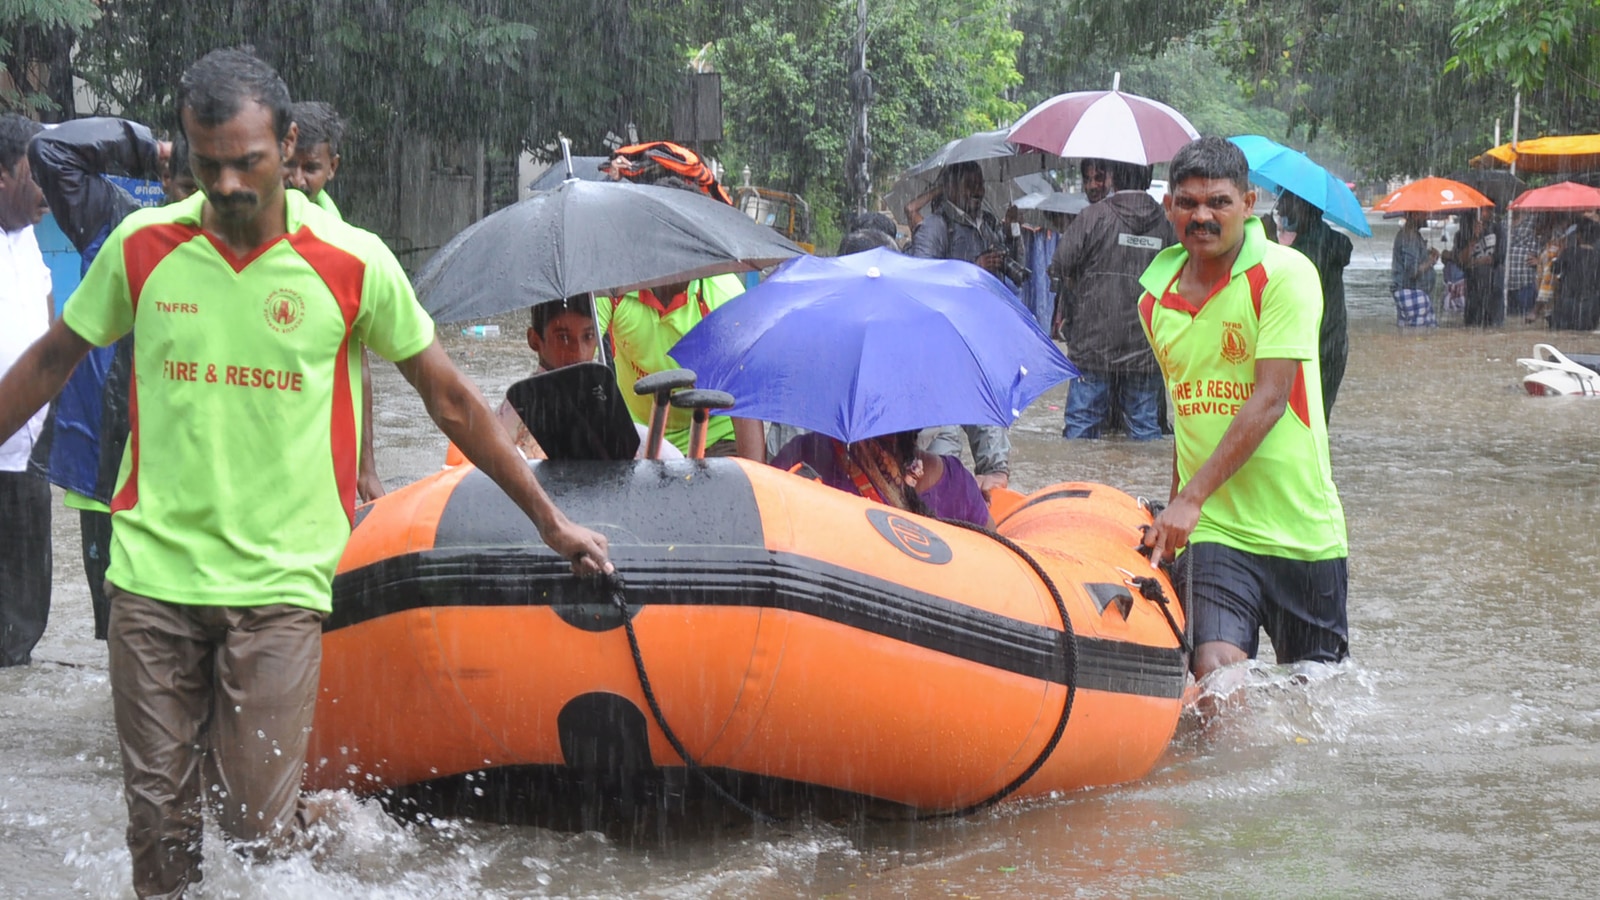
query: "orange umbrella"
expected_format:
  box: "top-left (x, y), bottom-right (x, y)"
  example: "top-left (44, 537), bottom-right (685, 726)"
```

top-left (1471, 135), bottom-right (1600, 174)
top-left (1371, 177), bottom-right (1494, 215)
top-left (1508, 180), bottom-right (1600, 212)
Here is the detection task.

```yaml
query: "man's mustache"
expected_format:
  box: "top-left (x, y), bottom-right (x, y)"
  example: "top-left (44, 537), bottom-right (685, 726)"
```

top-left (214, 192), bottom-right (257, 208)
top-left (1186, 221), bottom-right (1222, 237)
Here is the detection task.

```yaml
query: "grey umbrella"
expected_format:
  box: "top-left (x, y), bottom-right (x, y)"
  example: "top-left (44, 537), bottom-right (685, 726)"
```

top-left (885, 129), bottom-right (1064, 224)
top-left (415, 179), bottom-right (806, 323)
top-left (1447, 170), bottom-right (1527, 208)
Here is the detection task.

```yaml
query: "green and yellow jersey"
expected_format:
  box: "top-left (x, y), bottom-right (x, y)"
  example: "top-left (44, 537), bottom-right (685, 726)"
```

top-left (1137, 217), bottom-right (1346, 561)
top-left (64, 190), bottom-right (435, 612)
top-left (599, 273), bottom-right (745, 454)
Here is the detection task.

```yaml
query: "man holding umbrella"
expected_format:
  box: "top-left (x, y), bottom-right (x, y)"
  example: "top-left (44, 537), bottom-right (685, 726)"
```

top-left (1049, 158), bottom-right (1174, 440)
top-left (908, 160), bottom-right (1010, 279)
top-left (1138, 137), bottom-right (1348, 687)
top-left (908, 160), bottom-right (1017, 494)
top-left (1276, 191), bottom-right (1352, 420)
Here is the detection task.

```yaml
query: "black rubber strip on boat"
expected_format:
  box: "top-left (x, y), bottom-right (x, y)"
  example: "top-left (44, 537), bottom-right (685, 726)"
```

top-left (327, 546), bottom-right (1187, 700)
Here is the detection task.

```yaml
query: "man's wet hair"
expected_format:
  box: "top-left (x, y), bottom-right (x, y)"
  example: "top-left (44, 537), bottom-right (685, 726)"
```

top-left (531, 294), bottom-right (593, 334)
top-left (0, 114), bottom-right (43, 172)
top-left (177, 47), bottom-right (292, 142)
top-left (167, 133), bottom-right (191, 180)
top-left (291, 101), bottom-right (345, 157)
top-left (1277, 190), bottom-right (1322, 226)
top-left (1083, 157), bottom-right (1153, 194)
top-left (838, 229), bottom-right (898, 255)
top-left (847, 210), bottom-right (898, 241)
top-left (1168, 136), bottom-right (1251, 195)
top-left (1107, 160), bottom-right (1154, 193)
top-left (940, 160), bottom-right (981, 194)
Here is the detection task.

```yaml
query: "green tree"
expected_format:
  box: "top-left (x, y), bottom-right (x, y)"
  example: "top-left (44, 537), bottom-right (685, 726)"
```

top-left (1447, 0), bottom-right (1600, 94)
top-left (705, 0), bottom-right (1022, 238)
top-left (1, 0), bottom-right (99, 117)
top-left (1016, 0), bottom-right (1523, 177)
top-left (70, 0), bottom-right (691, 160)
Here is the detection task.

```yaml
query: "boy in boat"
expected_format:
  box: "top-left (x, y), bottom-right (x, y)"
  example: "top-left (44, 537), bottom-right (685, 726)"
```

top-left (495, 293), bottom-right (682, 460)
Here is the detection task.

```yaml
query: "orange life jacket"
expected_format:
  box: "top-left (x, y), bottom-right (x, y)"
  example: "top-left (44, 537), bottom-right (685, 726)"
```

top-left (608, 141), bottom-right (732, 205)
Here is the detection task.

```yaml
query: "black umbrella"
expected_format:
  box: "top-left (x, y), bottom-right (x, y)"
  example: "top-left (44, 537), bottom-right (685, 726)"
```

top-left (1448, 170), bottom-right (1527, 207)
top-left (415, 179), bottom-right (806, 323)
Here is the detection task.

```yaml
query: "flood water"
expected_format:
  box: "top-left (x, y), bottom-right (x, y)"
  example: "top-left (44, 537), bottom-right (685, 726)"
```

top-left (6, 224), bottom-right (1600, 898)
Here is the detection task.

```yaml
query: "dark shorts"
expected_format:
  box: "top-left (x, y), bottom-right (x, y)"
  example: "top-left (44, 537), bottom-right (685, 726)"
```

top-left (1174, 542), bottom-right (1348, 664)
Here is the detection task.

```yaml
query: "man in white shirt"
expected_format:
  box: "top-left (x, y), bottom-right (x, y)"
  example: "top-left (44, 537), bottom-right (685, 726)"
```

top-left (0, 114), bottom-right (53, 666)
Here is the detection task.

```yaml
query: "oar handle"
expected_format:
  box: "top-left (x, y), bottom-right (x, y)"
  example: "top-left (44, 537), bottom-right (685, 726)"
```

top-left (669, 389), bottom-right (736, 459)
top-left (633, 368), bottom-right (698, 460)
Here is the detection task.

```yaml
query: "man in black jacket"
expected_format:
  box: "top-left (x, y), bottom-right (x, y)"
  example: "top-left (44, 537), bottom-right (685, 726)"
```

top-left (1050, 159), bottom-right (1175, 440)
top-left (27, 118), bottom-right (194, 640)
top-left (1278, 191), bottom-right (1352, 422)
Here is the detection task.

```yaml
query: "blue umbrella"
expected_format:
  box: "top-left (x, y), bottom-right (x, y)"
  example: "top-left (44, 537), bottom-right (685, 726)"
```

top-left (668, 248), bottom-right (1078, 444)
top-left (1228, 135), bottom-right (1372, 237)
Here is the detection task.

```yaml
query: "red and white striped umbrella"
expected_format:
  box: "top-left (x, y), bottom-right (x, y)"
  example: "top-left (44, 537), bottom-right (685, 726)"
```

top-left (1008, 89), bottom-right (1200, 165)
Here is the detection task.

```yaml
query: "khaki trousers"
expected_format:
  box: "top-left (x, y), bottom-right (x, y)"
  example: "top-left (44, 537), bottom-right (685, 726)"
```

top-left (106, 584), bottom-right (323, 899)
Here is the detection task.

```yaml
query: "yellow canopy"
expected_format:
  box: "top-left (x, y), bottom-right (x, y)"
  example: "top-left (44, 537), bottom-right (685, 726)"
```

top-left (1472, 135), bottom-right (1600, 174)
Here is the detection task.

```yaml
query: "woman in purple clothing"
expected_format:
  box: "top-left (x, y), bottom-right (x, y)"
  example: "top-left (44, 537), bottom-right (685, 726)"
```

top-left (771, 430), bottom-right (993, 529)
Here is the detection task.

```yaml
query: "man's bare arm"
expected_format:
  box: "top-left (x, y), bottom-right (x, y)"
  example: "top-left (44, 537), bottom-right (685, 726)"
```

top-left (1143, 357), bottom-right (1299, 567)
top-left (357, 350), bottom-right (385, 501)
top-left (0, 319), bottom-right (93, 444)
top-left (732, 416), bottom-right (766, 462)
top-left (394, 339), bottom-right (611, 575)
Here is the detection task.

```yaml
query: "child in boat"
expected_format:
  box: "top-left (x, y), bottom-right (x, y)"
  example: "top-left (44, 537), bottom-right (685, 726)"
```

top-left (496, 295), bottom-right (682, 459)
top-left (771, 430), bottom-right (992, 528)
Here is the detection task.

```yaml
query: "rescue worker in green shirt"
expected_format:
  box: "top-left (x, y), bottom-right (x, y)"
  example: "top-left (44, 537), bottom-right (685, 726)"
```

top-left (1136, 137), bottom-right (1348, 689)
top-left (598, 145), bottom-right (765, 458)
top-left (0, 49), bottom-right (612, 897)
top-left (283, 100), bottom-right (342, 218)
top-left (598, 269), bottom-right (765, 458)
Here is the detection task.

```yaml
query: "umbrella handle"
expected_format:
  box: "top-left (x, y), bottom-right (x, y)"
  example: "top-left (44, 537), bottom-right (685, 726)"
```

top-left (670, 389), bottom-right (736, 459)
top-left (634, 368), bottom-right (698, 460)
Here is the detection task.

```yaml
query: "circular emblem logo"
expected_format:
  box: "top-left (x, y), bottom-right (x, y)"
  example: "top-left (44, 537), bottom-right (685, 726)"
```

top-left (866, 508), bottom-right (952, 565)
top-left (1220, 321), bottom-right (1249, 365)
top-left (264, 289), bottom-right (305, 333)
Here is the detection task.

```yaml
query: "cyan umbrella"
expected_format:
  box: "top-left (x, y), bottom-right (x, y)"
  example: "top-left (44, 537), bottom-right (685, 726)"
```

top-left (668, 248), bottom-right (1078, 444)
top-left (1228, 135), bottom-right (1372, 237)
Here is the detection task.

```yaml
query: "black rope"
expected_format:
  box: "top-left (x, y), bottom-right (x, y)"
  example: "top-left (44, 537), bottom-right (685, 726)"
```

top-left (603, 516), bottom-right (1081, 825)
top-left (1135, 516), bottom-right (1193, 659)
top-left (918, 518), bottom-right (1079, 819)
top-left (1127, 573), bottom-right (1193, 657)
top-left (606, 575), bottom-right (781, 825)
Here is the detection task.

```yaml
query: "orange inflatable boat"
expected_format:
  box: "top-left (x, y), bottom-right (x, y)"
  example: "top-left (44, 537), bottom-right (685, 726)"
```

top-left (306, 458), bottom-right (1189, 819)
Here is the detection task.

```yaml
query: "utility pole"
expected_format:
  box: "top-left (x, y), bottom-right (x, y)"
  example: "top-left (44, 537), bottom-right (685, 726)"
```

top-left (1500, 91), bottom-right (1520, 324)
top-left (847, 0), bottom-right (872, 216)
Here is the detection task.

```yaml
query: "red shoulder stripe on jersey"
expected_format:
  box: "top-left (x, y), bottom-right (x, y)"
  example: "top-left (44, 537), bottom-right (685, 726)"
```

top-left (1139, 291), bottom-right (1157, 335)
top-left (1245, 263), bottom-right (1268, 319)
top-left (288, 228), bottom-right (368, 526)
top-left (1289, 361), bottom-right (1311, 428)
top-left (110, 363), bottom-right (140, 513)
top-left (124, 223), bottom-right (202, 313)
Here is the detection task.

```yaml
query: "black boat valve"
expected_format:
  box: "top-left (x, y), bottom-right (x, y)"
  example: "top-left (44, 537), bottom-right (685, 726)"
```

top-left (669, 389), bottom-right (736, 459)
top-left (633, 368), bottom-right (697, 460)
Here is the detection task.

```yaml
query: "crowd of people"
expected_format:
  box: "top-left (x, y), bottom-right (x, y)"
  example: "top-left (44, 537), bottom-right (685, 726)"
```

top-left (1393, 204), bottom-right (1600, 331)
top-left (0, 46), bottom-right (1353, 898)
